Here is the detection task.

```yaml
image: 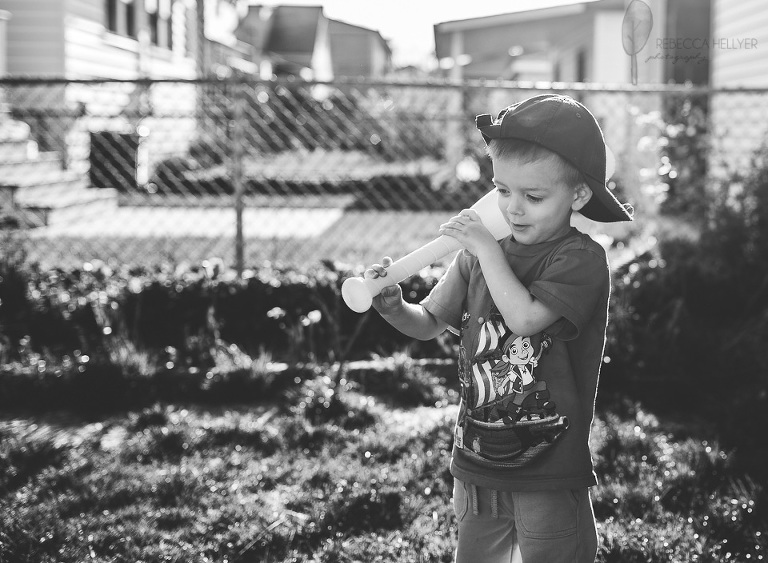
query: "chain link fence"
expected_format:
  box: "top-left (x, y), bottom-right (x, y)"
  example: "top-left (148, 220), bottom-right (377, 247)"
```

top-left (1, 77), bottom-right (767, 270)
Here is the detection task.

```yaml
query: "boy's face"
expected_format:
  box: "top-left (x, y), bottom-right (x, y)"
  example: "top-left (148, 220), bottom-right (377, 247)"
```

top-left (492, 155), bottom-right (581, 245)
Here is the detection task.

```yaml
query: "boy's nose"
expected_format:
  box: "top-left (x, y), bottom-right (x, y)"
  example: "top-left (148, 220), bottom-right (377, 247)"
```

top-left (506, 197), bottom-right (523, 216)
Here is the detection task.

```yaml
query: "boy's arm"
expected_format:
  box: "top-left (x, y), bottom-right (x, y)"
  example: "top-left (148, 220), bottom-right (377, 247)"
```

top-left (378, 300), bottom-right (450, 341)
top-left (440, 211), bottom-right (560, 337)
top-left (473, 243), bottom-right (560, 336)
top-left (366, 257), bottom-right (450, 341)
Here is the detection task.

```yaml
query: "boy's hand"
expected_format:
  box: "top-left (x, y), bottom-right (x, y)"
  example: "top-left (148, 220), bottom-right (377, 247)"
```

top-left (439, 209), bottom-right (497, 256)
top-left (364, 257), bottom-right (404, 314)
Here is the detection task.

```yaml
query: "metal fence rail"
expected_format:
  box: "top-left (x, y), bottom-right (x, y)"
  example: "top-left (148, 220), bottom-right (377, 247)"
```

top-left (1, 77), bottom-right (767, 271)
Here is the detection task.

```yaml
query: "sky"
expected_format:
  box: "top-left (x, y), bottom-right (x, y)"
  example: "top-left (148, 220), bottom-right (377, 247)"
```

top-left (253, 0), bottom-right (590, 68)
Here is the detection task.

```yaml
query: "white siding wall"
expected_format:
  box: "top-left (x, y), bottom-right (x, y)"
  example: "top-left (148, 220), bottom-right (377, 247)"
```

top-left (592, 11), bottom-right (629, 83)
top-left (709, 0), bottom-right (768, 180)
top-left (710, 0), bottom-right (768, 87)
top-left (3, 0), bottom-right (65, 75)
top-left (0, 9), bottom-right (11, 75)
top-left (64, 0), bottom-right (196, 80)
top-left (65, 15), bottom-right (141, 79)
top-left (1, 0), bottom-right (208, 184)
top-left (311, 15), bottom-right (334, 81)
top-left (370, 35), bottom-right (388, 78)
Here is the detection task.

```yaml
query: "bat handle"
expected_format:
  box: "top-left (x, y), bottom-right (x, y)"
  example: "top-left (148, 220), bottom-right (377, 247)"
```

top-left (341, 276), bottom-right (380, 313)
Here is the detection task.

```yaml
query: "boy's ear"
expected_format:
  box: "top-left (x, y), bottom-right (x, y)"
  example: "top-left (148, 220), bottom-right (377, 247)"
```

top-left (572, 184), bottom-right (593, 212)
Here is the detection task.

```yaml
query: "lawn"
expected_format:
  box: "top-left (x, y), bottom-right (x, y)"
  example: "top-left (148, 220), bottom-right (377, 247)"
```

top-left (1, 361), bottom-right (766, 563)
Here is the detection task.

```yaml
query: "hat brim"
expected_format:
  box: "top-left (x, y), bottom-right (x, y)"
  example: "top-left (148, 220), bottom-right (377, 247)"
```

top-left (581, 171), bottom-right (634, 223)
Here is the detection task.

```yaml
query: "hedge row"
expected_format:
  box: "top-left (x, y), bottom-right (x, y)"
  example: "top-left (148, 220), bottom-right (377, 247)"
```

top-left (0, 256), bottom-right (455, 369)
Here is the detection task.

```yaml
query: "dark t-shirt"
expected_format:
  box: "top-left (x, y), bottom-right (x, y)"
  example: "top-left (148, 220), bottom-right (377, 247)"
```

top-left (421, 227), bottom-right (610, 491)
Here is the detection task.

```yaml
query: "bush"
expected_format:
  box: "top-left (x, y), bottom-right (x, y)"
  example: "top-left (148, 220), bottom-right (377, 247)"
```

top-left (657, 95), bottom-right (710, 222)
top-left (603, 145), bottom-right (768, 477)
top-left (0, 259), bottom-right (453, 372)
top-left (606, 145), bottom-right (768, 385)
top-left (0, 231), bottom-right (30, 361)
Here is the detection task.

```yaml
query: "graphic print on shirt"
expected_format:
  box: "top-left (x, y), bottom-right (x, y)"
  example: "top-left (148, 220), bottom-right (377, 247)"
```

top-left (468, 310), bottom-right (553, 420)
top-left (455, 308), bottom-right (568, 468)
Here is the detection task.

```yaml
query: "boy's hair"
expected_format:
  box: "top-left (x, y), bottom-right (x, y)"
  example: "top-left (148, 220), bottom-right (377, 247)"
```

top-left (486, 138), bottom-right (586, 190)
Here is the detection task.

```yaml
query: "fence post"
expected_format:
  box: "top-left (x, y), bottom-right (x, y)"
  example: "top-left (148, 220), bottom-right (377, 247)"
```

top-left (231, 82), bottom-right (246, 276)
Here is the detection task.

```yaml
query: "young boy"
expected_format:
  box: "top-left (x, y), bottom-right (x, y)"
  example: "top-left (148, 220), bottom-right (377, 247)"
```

top-left (364, 94), bottom-right (633, 563)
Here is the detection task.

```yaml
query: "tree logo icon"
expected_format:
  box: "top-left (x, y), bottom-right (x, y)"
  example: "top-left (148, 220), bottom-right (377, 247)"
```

top-left (622, 0), bottom-right (654, 85)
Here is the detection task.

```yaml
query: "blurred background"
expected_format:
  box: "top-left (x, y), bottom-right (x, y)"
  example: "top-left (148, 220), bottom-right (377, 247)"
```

top-left (1, 0), bottom-right (767, 561)
top-left (0, 0), bottom-right (765, 268)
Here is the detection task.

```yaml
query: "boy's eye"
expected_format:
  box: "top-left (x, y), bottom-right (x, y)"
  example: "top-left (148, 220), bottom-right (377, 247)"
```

top-left (526, 194), bottom-right (543, 203)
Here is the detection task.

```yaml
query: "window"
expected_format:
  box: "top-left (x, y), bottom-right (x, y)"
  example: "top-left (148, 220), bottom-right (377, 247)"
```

top-left (105, 0), bottom-right (138, 39)
top-left (148, 0), bottom-right (174, 50)
top-left (149, 11), bottom-right (159, 45)
top-left (106, 0), bottom-right (118, 33)
top-left (125, 1), bottom-right (136, 38)
top-left (576, 49), bottom-right (587, 82)
top-left (106, 0), bottom-right (174, 49)
top-left (166, 11), bottom-right (173, 50)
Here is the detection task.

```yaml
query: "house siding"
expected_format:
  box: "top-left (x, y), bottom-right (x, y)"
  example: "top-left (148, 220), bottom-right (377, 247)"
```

top-left (460, 18), bottom-right (577, 80)
top-left (310, 13), bottom-right (333, 80)
top-left (63, 0), bottom-right (196, 80)
top-left (592, 11), bottom-right (627, 83)
top-left (711, 0), bottom-right (768, 87)
top-left (709, 0), bottom-right (768, 180)
top-left (3, 0), bottom-right (65, 75)
top-left (52, 0), bottom-right (196, 176)
top-left (328, 19), bottom-right (390, 78)
top-left (2, 0), bottom-right (196, 79)
top-left (2, 0), bottom-right (198, 178)
top-left (370, 34), bottom-right (388, 77)
top-left (328, 21), bottom-right (370, 77)
top-left (64, 16), bottom-right (142, 79)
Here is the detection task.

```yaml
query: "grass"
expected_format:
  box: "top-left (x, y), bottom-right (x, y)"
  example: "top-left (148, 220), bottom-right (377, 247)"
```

top-left (1, 366), bottom-right (766, 563)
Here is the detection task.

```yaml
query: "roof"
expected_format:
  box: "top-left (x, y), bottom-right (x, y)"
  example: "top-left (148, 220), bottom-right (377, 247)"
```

top-left (265, 5), bottom-right (324, 55)
top-left (327, 18), bottom-right (392, 55)
top-left (433, 0), bottom-right (623, 59)
top-left (236, 5), bottom-right (391, 72)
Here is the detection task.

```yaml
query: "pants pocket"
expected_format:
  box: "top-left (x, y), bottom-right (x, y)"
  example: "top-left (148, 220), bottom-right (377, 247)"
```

top-left (513, 489), bottom-right (579, 539)
top-left (452, 479), bottom-right (470, 522)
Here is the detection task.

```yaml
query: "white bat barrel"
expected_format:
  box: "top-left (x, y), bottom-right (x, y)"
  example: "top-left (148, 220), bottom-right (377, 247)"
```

top-left (342, 189), bottom-right (510, 313)
top-left (342, 236), bottom-right (461, 313)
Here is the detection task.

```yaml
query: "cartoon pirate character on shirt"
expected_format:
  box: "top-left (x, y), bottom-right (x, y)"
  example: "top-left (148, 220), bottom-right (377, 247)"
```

top-left (491, 332), bottom-right (551, 396)
top-left (455, 311), bottom-right (565, 459)
top-left (467, 312), bottom-right (555, 423)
